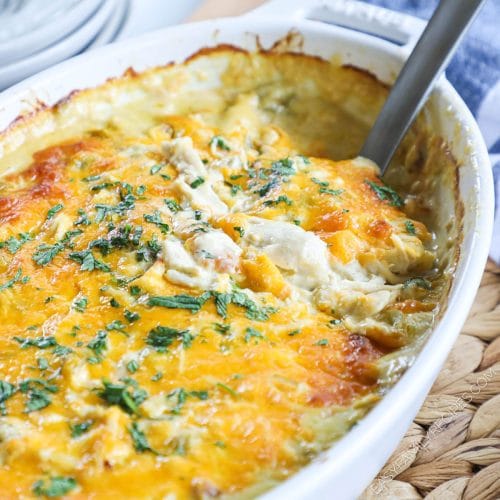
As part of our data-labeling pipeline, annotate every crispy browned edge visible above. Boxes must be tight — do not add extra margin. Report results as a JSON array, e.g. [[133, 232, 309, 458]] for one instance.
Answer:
[[0, 40, 462, 318]]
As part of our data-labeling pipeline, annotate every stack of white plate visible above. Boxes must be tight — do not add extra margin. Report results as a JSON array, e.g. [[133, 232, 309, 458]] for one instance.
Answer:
[[0, 0, 130, 90]]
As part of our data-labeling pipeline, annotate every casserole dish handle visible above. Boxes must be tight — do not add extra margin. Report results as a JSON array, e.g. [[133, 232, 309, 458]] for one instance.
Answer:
[[247, 0, 426, 56]]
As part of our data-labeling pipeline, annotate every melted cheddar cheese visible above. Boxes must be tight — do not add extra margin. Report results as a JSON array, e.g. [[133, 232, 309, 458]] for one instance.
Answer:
[[0, 49, 446, 499]]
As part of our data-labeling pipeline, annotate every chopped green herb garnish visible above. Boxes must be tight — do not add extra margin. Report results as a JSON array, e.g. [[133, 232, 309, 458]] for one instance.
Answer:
[[151, 372, 163, 382], [74, 208, 91, 226], [315, 338, 329, 346], [288, 329, 301, 336], [146, 326, 194, 351], [0, 268, 27, 292], [70, 420, 93, 438], [244, 327, 264, 343], [216, 382, 238, 398], [189, 177, 205, 189], [110, 298, 121, 308], [263, 195, 293, 206], [403, 277, 432, 290], [311, 177, 329, 187], [72, 296, 88, 313], [164, 198, 181, 213], [150, 164, 163, 175], [270, 158, 296, 176], [319, 186, 343, 196], [37, 358, 49, 371], [233, 226, 245, 237], [33, 476, 77, 497], [20, 378, 58, 413], [106, 320, 126, 332], [0, 232, 32, 254], [148, 292, 211, 312], [33, 243, 64, 266], [126, 360, 139, 374], [97, 379, 146, 415], [14, 336, 57, 349], [405, 220, 416, 235], [366, 180, 404, 207], [46, 203, 64, 220], [0, 380, 16, 415], [214, 323, 231, 335], [124, 310, 140, 323], [68, 250, 111, 272], [87, 330, 107, 360], [209, 135, 230, 151], [129, 422, 156, 453], [143, 210, 170, 234]]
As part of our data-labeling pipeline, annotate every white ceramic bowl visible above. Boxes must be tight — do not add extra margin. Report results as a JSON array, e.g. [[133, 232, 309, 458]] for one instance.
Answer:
[[0, 1, 494, 498]]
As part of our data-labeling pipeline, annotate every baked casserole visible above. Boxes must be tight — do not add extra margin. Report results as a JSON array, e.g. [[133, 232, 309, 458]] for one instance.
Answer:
[[0, 48, 458, 498]]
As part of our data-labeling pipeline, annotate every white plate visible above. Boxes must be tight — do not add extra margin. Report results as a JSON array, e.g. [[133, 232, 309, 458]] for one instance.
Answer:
[[0, 0, 103, 65], [0, 0, 116, 90], [88, 0, 129, 50]]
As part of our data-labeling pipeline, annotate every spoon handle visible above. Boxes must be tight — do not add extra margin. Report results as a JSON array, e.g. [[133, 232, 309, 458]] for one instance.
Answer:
[[359, 0, 485, 175]]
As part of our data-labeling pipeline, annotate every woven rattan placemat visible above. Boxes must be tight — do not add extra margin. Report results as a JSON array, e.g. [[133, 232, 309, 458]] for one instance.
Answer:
[[191, 4, 500, 497], [361, 261, 500, 500]]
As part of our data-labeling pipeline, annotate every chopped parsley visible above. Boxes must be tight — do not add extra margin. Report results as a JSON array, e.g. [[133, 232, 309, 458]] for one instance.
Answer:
[[244, 327, 264, 343], [216, 382, 238, 398], [143, 210, 170, 234], [32, 231, 82, 267], [0, 232, 32, 254], [97, 379, 146, 415], [233, 226, 245, 237], [68, 250, 111, 272], [288, 329, 301, 336], [33, 243, 64, 266], [256, 178, 278, 197], [0, 380, 15, 415], [405, 220, 416, 235], [106, 320, 127, 333], [124, 310, 140, 323], [164, 198, 181, 213], [315, 338, 329, 346], [70, 419, 93, 438], [72, 296, 88, 313], [189, 177, 205, 189], [270, 158, 296, 177], [263, 195, 293, 206], [87, 330, 107, 361], [366, 180, 404, 207], [150, 164, 163, 175], [209, 135, 230, 151], [311, 177, 343, 196], [0, 268, 29, 292], [403, 277, 432, 290], [129, 422, 156, 453], [146, 326, 194, 351], [147, 292, 211, 312], [14, 336, 58, 349], [46, 203, 64, 220], [33, 477, 77, 497], [212, 290, 277, 321], [126, 360, 139, 374], [214, 323, 231, 335], [19, 378, 58, 413], [94, 192, 136, 223]]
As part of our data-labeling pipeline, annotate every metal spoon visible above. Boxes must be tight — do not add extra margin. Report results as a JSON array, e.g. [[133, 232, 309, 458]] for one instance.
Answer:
[[360, 0, 486, 175]]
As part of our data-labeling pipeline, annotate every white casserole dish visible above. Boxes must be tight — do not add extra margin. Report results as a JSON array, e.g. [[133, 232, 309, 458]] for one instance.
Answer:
[[0, 1, 494, 498]]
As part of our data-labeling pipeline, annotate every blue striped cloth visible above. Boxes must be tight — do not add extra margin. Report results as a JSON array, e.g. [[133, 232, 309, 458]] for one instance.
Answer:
[[363, 0, 500, 263]]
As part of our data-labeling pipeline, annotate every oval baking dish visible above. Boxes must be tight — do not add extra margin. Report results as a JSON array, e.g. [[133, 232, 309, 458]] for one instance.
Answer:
[[0, 1, 493, 498]]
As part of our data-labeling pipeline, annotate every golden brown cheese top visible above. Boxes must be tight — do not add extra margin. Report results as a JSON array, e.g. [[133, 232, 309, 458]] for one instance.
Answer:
[[0, 51, 439, 499]]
